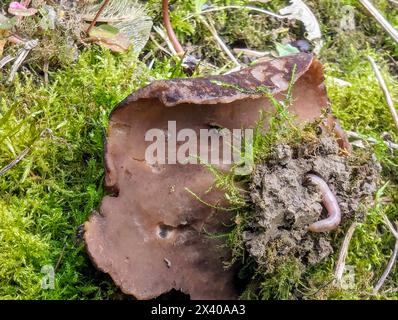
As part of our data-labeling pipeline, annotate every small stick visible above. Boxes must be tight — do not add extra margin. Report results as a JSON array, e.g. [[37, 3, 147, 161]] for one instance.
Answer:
[[86, 0, 110, 35], [334, 222, 358, 283], [0, 148, 30, 176], [387, 0, 398, 6], [373, 222, 398, 293], [359, 0, 398, 44], [368, 56, 398, 132], [162, 0, 184, 56]]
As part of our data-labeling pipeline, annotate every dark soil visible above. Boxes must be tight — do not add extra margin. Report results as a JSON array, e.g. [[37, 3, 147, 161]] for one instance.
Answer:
[[244, 134, 381, 273]]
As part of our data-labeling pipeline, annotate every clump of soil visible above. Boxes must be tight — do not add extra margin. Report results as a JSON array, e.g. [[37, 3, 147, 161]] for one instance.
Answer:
[[243, 133, 381, 273]]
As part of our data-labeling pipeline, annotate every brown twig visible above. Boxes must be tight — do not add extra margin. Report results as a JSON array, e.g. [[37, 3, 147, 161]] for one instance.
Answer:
[[373, 222, 398, 293], [86, 0, 111, 35], [162, 0, 184, 56], [334, 222, 358, 284], [368, 56, 398, 132]]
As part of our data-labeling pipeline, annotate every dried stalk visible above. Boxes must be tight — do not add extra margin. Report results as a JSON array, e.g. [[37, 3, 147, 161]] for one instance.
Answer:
[[0, 148, 30, 176], [8, 39, 38, 82], [149, 34, 172, 56], [373, 222, 398, 293], [185, 5, 284, 20], [334, 222, 358, 283], [199, 16, 241, 69], [382, 214, 398, 241], [153, 25, 177, 55], [359, 0, 398, 43], [368, 56, 398, 132], [0, 55, 15, 69]]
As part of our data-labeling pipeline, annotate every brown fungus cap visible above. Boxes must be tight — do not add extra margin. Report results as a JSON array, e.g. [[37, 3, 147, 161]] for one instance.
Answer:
[[84, 53, 331, 300]]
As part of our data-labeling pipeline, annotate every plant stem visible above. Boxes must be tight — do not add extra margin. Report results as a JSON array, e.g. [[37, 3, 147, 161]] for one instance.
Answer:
[[368, 56, 398, 133], [86, 0, 111, 35], [360, 0, 398, 44], [373, 223, 398, 293], [162, 0, 184, 56]]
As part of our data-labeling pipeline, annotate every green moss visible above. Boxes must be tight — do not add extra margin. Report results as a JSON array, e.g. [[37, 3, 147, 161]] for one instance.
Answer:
[[0, 48, 156, 299], [1, 0, 398, 300]]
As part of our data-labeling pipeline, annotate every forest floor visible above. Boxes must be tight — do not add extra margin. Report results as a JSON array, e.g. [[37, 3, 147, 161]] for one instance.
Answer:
[[0, 0, 398, 299]]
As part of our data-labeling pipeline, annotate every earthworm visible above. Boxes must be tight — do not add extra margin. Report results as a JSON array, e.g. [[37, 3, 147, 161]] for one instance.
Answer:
[[326, 115, 351, 152], [305, 173, 341, 233], [162, 0, 185, 56]]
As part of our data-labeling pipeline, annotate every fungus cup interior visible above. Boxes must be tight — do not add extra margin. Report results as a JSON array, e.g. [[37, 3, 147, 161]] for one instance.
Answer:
[[84, 53, 330, 300]]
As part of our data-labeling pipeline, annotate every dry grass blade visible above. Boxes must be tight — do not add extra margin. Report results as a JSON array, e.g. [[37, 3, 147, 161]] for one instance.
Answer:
[[0, 148, 30, 176], [334, 222, 358, 283], [360, 0, 398, 43], [373, 222, 398, 293], [199, 16, 241, 69], [382, 214, 398, 241], [8, 39, 38, 82], [153, 25, 177, 55], [187, 5, 284, 19], [0, 55, 15, 69], [368, 56, 398, 132]]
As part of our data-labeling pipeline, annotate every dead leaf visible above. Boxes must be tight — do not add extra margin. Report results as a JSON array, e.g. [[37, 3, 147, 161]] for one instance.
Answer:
[[81, 0, 152, 54], [279, 0, 323, 53], [0, 30, 10, 58], [88, 24, 130, 52], [8, 1, 38, 17], [0, 39, 6, 57]]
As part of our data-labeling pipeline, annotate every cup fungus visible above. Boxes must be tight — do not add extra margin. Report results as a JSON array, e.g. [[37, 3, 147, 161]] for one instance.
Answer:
[[84, 53, 338, 300]]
